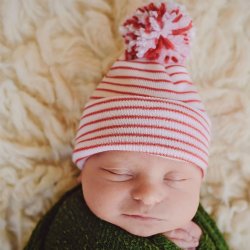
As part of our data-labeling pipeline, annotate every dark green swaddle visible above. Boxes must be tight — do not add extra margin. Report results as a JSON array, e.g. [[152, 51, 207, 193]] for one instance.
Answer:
[[24, 185, 229, 250]]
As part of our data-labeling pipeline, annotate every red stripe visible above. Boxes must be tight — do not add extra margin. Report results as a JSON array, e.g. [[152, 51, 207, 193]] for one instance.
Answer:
[[73, 141, 208, 165], [169, 72, 188, 76], [174, 80, 193, 85], [76, 124, 208, 149], [110, 66, 166, 74], [78, 115, 210, 143], [100, 81, 197, 95], [84, 97, 210, 127], [90, 96, 103, 100], [76, 132, 208, 156], [165, 64, 184, 69], [116, 61, 185, 70], [105, 75, 172, 83], [95, 88, 151, 97], [117, 59, 160, 65], [94, 88, 201, 105], [183, 99, 201, 103], [81, 105, 208, 134]]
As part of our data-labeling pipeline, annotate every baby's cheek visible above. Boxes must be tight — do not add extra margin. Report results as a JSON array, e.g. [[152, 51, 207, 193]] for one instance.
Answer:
[[168, 186, 200, 222], [180, 189, 200, 220], [83, 181, 124, 219]]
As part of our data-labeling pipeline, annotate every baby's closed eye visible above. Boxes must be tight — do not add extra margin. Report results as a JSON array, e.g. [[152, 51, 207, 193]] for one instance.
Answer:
[[164, 177, 188, 182], [164, 172, 190, 182], [101, 168, 133, 181], [163, 173, 191, 188]]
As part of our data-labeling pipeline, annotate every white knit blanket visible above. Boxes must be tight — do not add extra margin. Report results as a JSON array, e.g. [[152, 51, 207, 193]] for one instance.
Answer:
[[0, 0, 249, 249]]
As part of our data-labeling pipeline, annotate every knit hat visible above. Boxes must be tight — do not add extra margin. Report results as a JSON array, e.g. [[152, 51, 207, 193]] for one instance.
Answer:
[[72, 1, 211, 175]]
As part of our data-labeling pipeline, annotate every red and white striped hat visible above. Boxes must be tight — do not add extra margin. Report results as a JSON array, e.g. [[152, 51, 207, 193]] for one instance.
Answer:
[[72, 1, 211, 175]]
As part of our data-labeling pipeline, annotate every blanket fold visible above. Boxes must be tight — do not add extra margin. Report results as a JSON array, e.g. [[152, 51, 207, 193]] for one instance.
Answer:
[[24, 185, 229, 250]]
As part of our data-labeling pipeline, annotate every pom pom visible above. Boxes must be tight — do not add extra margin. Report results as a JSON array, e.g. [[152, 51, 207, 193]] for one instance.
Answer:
[[120, 1, 195, 65]]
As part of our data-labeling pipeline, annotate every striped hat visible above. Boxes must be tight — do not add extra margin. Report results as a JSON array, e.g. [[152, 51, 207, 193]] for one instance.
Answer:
[[72, 1, 211, 175]]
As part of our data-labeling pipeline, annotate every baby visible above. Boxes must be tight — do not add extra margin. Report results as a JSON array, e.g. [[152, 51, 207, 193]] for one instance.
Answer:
[[72, 1, 210, 249]]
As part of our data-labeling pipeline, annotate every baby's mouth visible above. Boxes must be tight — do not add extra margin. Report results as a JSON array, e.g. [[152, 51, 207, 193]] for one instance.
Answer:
[[123, 214, 163, 221]]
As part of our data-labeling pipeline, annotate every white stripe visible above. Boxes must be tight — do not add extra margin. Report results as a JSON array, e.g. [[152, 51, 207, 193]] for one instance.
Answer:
[[73, 143, 207, 170]]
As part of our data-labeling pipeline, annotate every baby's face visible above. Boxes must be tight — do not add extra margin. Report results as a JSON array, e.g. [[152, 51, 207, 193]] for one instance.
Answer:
[[80, 151, 202, 237]]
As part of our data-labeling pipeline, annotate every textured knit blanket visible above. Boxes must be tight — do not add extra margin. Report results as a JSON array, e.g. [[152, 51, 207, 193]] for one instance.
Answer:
[[24, 185, 229, 250]]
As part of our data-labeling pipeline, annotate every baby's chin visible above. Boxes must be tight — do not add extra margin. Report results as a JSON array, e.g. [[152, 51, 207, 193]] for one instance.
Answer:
[[115, 220, 176, 238], [119, 225, 167, 237], [96, 214, 164, 237]]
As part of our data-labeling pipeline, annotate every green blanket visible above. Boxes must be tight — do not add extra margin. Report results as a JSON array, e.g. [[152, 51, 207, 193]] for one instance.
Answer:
[[24, 185, 229, 250]]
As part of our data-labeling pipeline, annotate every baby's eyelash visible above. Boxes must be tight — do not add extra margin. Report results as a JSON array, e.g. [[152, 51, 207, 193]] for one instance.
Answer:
[[164, 178, 187, 182], [103, 169, 132, 176]]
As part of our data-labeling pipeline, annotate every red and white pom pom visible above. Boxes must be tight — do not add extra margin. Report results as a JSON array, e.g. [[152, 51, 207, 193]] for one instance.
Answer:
[[120, 1, 195, 65]]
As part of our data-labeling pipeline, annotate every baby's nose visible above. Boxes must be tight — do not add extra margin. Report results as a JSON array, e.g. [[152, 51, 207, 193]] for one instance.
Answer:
[[131, 181, 165, 206]]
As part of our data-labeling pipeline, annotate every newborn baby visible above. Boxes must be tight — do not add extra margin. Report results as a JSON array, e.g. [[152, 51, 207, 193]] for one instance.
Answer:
[[77, 150, 202, 249], [72, 1, 211, 249], [24, 2, 229, 250]]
